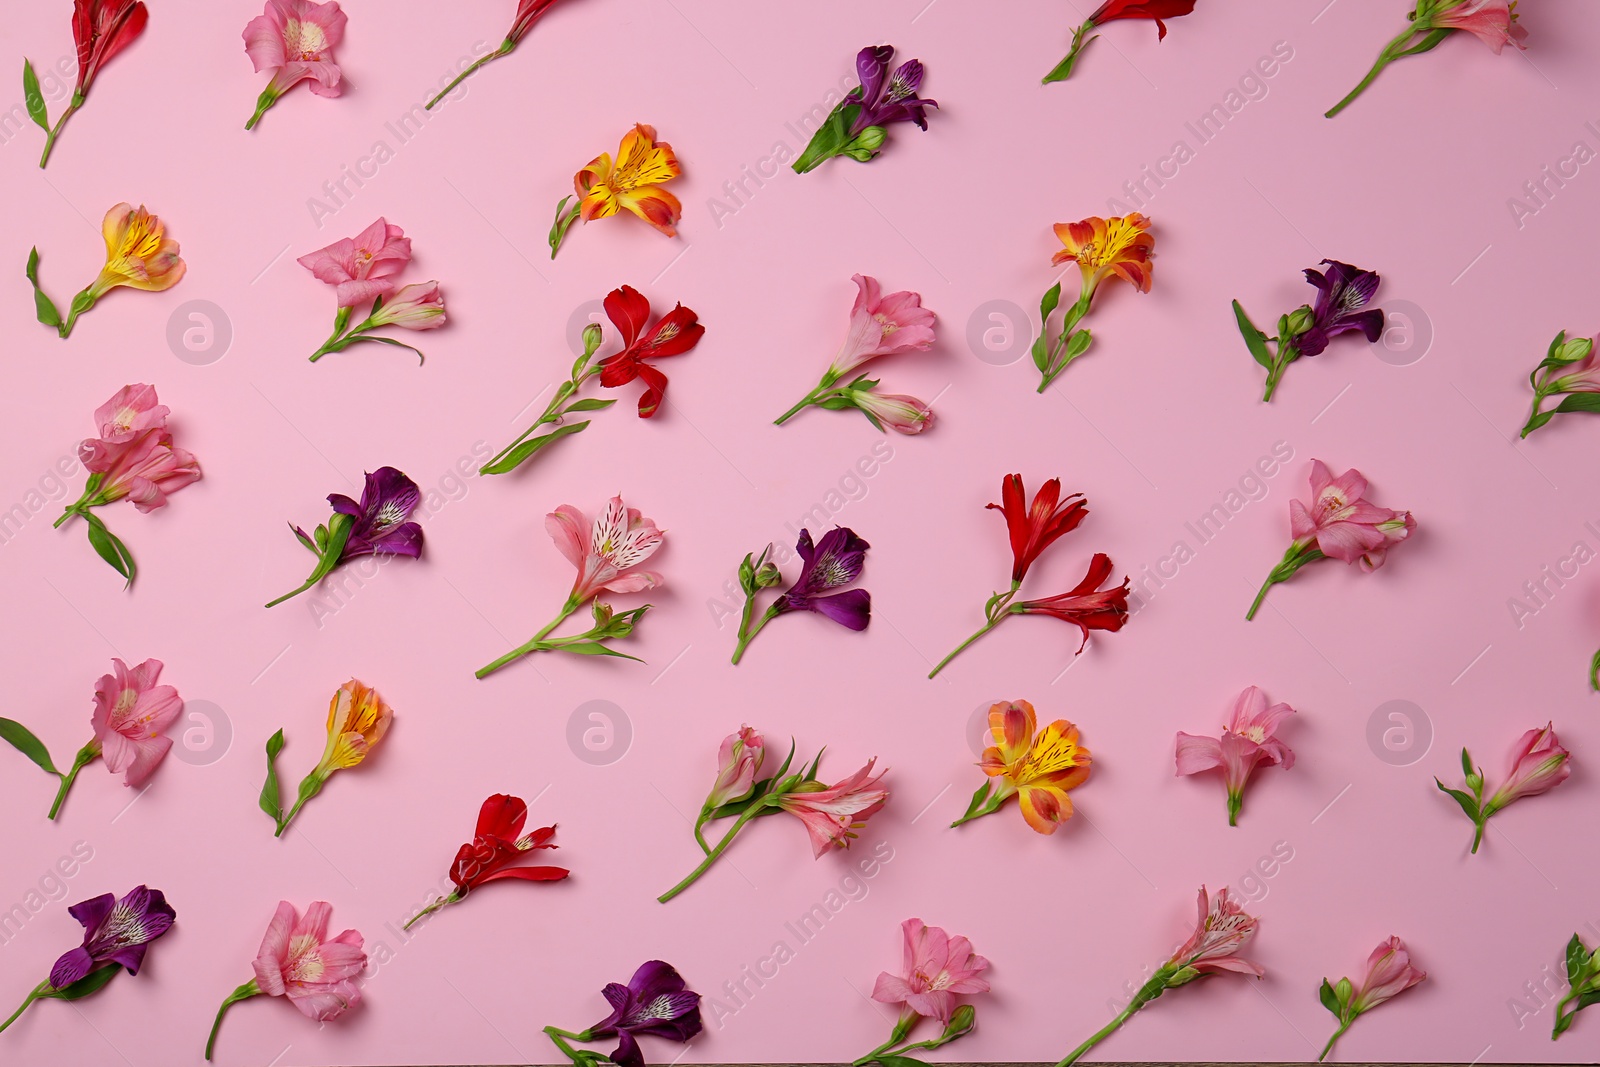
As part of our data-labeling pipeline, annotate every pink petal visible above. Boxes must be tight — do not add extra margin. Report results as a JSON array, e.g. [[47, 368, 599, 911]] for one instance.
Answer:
[[545, 506, 587, 569], [1174, 732, 1223, 776]]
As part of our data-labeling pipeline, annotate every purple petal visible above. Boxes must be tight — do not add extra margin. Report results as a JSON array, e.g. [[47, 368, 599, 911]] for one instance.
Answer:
[[625, 990, 704, 1040], [609, 1030, 646, 1067], [807, 588, 872, 630], [327, 493, 362, 517], [107, 943, 149, 976], [854, 45, 894, 107], [627, 960, 688, 1000], [361, 467, 421, 521], [343, 522, 424, 561], [66, 893, 114, 934], [888, 59, 924, 98], [49, 947, 94, 989]]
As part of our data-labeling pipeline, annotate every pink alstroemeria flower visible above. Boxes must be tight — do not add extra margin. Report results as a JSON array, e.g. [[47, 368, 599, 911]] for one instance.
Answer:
[[243, 0, 348, 130], [253, 901, 366, 1019], [871, 918, 991, 1025], [92, 658, 183, 789], [94, 384, 168, 444], [829, 274, 937, 378], [1489, 722, 1572, 809], [1434, 0, 1527, 53], [776, 758, 889, 857], [1166, 886, 1264, 978], [547, 495, 665, 603], [81, 430, 202, 513], [297, 218, 413, 309], [846, 389, 936, 435], [1319, 936, 1427, 1061], [705, 726, 764, 811], [367, 281, 447, 331], [1175, 686, 1296, 826]]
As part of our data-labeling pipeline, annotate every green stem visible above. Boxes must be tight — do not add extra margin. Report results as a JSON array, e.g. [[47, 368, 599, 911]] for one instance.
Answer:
[[204, 981, 260, 1061], [1325, 24, 1417, 118], [1037, 289, 1094, 392], [928, 612, 1008, 678], [1041, 22, 1094, 84], [265, 575, 321, 608], [47, 743, 99, 821], [426, 40, 515, 111], [1319, 1020, 1352, 1062], [1520, 389, 1551, 438], [483, 367, 601, 473], [774, 384, 834, 425], [1245, 574, 1276, 621], [731, 604, 779, 664], [658, 806, 763, 903], [1056, 974, 1166, 1066], [38, 98, 79, 168], [1470, 817, 1486, 855], [402, 891, 460, 931], [476, 596, 581, 678], [1262, 340, 1298, 402], [0, 982, 47, 1034]]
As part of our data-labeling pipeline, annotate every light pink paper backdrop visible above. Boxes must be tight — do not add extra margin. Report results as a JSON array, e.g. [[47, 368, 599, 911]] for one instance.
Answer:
[[1, 1, 1597, 1064]]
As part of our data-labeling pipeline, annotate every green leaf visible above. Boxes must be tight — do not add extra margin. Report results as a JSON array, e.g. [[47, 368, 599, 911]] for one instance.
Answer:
[[1578, 989, 1600, 1010], [82, 513, 135, 587], [1460, 747, 1474, 779], [1233, 300, 1275, 369], [44, 964, 122, 1000], [343, 335, 425, 363], [960, 780, 992, 821], [22, 60, 47, 132], [792, 103, 857, 174], [868, 1055, 928, 1067], [553, 641, 643, 662], [1554, 393, 1600, 415], [1522, 409, 1556, 436], [1396, 27, 1452, 57], [258, 729, 285, 823], [563, 397, 617, 413], [0, 717, 61, 776], [1319, 978, 1341, 1017], [479, 421, 591, 474], [26, 247, 61, 329], [1039, 282, 1062, 326], [548, 195, 582, 255], [1434, 779, 1481, 822], [1568, 935, 1588, 987], [1590, 648, 1600, 691], [1064, 328, 1093, 359]]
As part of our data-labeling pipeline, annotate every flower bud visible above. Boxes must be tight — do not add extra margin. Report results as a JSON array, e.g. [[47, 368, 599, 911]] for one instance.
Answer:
[[841, 125, 887, 161], [1556, 335, 1594, 364], [582, 322, 604, 356], [941, 1003, 977, 1040], [1285, 306, 1315, 336], [754, 562, 782, 587]]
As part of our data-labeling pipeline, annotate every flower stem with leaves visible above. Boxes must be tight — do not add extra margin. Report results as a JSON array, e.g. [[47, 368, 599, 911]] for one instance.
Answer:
[[481, 325, 615, 474], [1032, 283, 1095, 392], [476, 597, 650, 678], [309, 300, 426, 362]]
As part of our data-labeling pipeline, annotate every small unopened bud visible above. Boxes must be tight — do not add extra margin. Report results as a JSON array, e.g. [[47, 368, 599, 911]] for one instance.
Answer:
[[754, 562, 782, 588], [582, 322, 604, 355], [1556, 335, 1594, 364], [941, 1003, 977, 1040], [1285, 306, 1315, 336]]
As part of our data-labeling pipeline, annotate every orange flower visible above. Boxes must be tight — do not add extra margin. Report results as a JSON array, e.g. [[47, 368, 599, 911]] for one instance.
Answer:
[[961, 700, 1091, 834], [1051, 212, 1154, 296], [575, 124, 682, 236], [90, 203, 186, 298], [316, 678, 394, 773]]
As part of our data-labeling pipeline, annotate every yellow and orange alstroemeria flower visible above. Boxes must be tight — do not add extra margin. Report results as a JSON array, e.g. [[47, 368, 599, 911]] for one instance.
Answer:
[[316, 678, 394, 772], [575, 123, 682, 236], [90, 203, 186, 298], [1051, 212, 1154, 296], [978, 699, 1091, 833]]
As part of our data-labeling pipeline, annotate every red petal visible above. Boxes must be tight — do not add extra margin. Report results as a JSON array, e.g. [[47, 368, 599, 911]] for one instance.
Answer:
[[634, 364, 669, 419], [641, 304, 705, 358], [477, 865, 571, 884], [598, 353, 640, 388], [475, 793, 528, 840], [604, 285, 650, 348]]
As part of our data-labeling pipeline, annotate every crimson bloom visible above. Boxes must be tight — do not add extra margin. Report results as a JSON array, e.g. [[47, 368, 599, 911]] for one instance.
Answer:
[[599, 285, 705, 418], [931, 475, 1126, 677], [403, 794, 569, 929], [1319, 936, 1427, 1062], [1043, 0, 1197, 84], [26, 0, 149, 168]]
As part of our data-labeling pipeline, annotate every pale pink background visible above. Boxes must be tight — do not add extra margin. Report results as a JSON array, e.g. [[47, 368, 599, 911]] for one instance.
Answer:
[[0, 1, 1597, 1064]]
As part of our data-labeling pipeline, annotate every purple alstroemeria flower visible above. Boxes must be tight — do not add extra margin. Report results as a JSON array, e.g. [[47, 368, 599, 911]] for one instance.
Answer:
[[849, 45, 937, 135], [321, 466, 423, 559], [49, 886, 176, 988], [1298, 260, 1384, 358], [586, 960, 703, 1067], [772, 527, 871, 630]]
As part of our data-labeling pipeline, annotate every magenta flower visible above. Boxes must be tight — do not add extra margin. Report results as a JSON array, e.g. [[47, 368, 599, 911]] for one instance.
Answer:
[[1436, 722, 1571, 854], [268, 467, 425, 607], [776, 758, 890, 858], [1059, 887, 1260, 1064], [243, 0, 348, 130], [1175, 686, 1296, 826], [775, 275, 937, 430], [542, 960, 702, 1067], [731, 528, 871, 664], [298, 218, 413, 310], [205, 900, 366, 1060], [794, 46, 938, 173], [477, 495, 663, 678], [1319, 936, 1426, 1061], [1247, 460, 1413, 620], [871, 919, 991, 1026]]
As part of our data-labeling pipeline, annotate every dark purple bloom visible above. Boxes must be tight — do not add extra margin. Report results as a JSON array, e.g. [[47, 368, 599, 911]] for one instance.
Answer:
[[849, 45, 937, 135], [1298, 260, 1384, 358], [772, 527, 871, 630], [322, 466, 423, 559], [49, 886, 175, 989], [586, 960, 702, 1067]]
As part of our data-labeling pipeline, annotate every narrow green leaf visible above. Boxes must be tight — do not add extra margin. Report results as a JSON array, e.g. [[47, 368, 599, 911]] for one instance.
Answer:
[[1030, 335, 1050, 373], [961, 780, 991, 821], [1460, 747, 1474, 779], [1065, 328, 1093, 359], [26, 247, 61, 329], [554, 641, 643, 662], [479, 421, 591, 475], [45, 964, 122, 1000], [563, 397, 618, 413], [1577, 989, 1600, 1010], [1555, 393, 1600, 415], [1318, 978, 1341, 1017], [868, 1055, 928, 1067], [22, 60, 48, 131], [1233, 300, 1275, 369], [258, 729, 286, 823], [83, 514, 135, 587], [1397, 27, 1452, 57], [1434, 780, 1481, 822], [0, 717, 61, 775], [1567, 935, 1587, 986], [1039, 282, 1061, 326]]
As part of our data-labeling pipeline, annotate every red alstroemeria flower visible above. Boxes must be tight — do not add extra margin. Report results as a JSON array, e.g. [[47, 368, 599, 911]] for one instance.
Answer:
[[1087, 0, 1197, 36], [74, 0, 149, 95], [1014, 552, 1131, 650], [986, 473, 1088, 583], [404, 793, 569, 929], [598, 284, 705, 418]]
